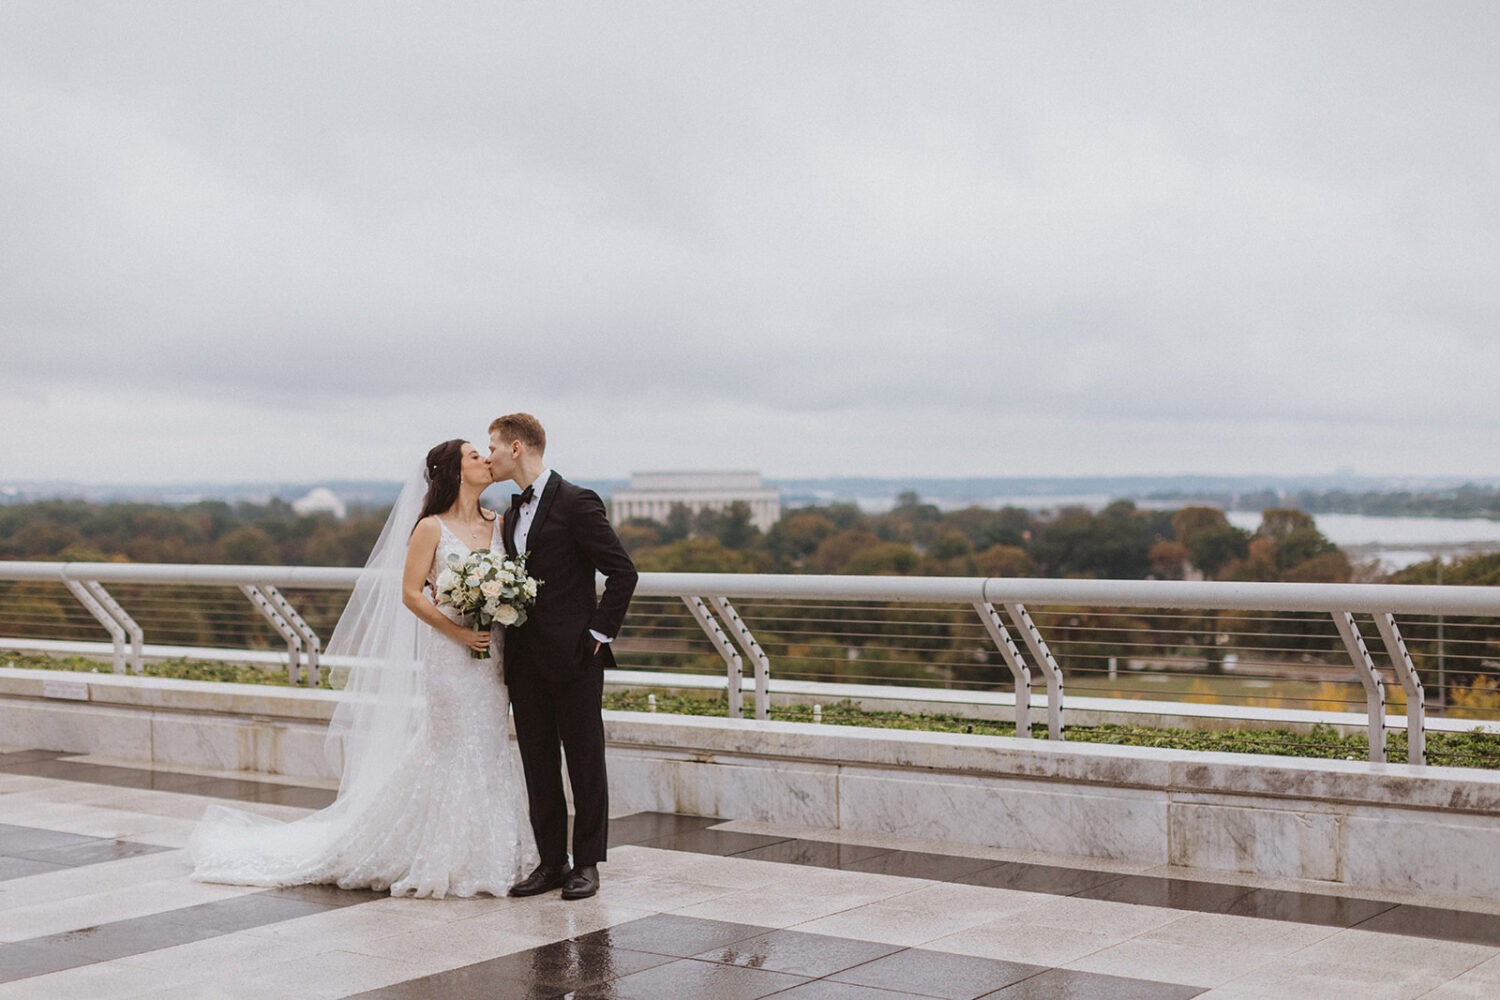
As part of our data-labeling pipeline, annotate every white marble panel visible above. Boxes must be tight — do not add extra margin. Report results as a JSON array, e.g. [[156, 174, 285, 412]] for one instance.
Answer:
[[1342, 808, 1500, 897], [1168, 801, 1342, 882], [836, 770, 1168, 863], [148, 713, 336, 779], [606, 746, 682, 814], [0, 700, 151, 759], [670, 755, 840, 827]]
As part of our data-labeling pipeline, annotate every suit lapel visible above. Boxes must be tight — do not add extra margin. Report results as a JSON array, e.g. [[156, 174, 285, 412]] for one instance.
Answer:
[[528, 473, 564, 551], [502, 505, 519, 558]]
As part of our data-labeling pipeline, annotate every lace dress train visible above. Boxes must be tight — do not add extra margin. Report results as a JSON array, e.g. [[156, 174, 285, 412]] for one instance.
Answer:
[[188, 521, 533, 898]]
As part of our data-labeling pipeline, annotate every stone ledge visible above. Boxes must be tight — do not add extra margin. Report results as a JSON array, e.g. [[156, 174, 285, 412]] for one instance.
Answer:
[[601, 711, 1500, 816], [7, 668, 1500, 815]]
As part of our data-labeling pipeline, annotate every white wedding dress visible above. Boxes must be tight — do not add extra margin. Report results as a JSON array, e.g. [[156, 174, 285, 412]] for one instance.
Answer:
[[188, 517, 534, 898]]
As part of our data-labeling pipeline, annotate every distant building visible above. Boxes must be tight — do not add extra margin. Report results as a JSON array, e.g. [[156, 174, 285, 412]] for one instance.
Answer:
[[291, 486, 347, 519], [611, 471, 781, 532]]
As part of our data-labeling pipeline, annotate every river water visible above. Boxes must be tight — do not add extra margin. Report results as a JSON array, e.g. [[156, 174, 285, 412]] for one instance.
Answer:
[[1224, 511, 1500, 569]]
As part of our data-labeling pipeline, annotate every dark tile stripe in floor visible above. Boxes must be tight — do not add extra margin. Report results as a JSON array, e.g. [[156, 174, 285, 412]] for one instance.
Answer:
[[0, 882, 385, 984], [0, 823, 172, 882], [616, 814, 1500, 947], [348, 913, 1208, 1000], [0, 749, 338, 808]]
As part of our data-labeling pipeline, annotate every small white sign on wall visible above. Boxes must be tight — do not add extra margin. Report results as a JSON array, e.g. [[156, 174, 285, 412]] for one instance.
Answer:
[[41, 678, 90, 701]]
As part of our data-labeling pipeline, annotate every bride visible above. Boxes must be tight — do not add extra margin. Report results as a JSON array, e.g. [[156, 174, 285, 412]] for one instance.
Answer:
[[188, 439, 534, 897]]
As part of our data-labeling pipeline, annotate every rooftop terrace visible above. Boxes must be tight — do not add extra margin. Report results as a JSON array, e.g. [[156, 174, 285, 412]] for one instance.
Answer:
[[6, 744, 1500, 998]]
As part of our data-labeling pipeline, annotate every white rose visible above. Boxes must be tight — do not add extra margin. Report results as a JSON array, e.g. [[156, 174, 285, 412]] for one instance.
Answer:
[[466, 574, 481, 587], [435, 570, 457, 594], [495, 604, 520, 626], [479, 579, 502, 598], [499, 570, 515, 584], [523, 579, 538, 598]]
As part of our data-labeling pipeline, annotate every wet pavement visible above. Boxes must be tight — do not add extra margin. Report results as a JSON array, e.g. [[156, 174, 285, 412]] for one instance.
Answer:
[[5, 746, 1500, 998]]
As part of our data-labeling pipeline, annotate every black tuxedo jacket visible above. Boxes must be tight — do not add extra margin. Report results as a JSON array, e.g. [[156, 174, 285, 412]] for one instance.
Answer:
[[502, 472, 637, 684]]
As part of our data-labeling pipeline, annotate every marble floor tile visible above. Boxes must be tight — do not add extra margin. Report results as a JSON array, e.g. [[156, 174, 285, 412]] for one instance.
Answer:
[[692, 926, 903, 978], [1204, 968, 1439, 1000], [570, 913, 768, 958], [357, 940, 675, 997], [109, 922, 336, 978], [985, 967, 1206, 1000], [772, 980, 938, 999], [956, 860, 1127, 897], [1064, 936, 1271, 988], [792, 900, 1003, 947], [229, 947, 426, 1000], [1003, 894, 1192, 938], [344, 915, 556, 970], [641, 826, 794, 857], [0, 850, 195, 906], [236, 896, 453, 946], [1448, 951, 1500, 984], [1279, 926, 1498, 982], [730, 836, 896, 869], [618, 847, 806, 891], [1414, 977, 1500, 1000], [827, 947, 1043, 999], [879, 882, 1048, 924], [922, 918, 1123, 968], [1137, 909, 1339, 957], [842, 849, 999, 883], [1353, 904, 1500, 946], [600, 873, 744, 911], [670, 885, 874, 928], [0, 957, 198, 1000], [590, 955, 811, 1000], [445, 896, 657, 944], [0, 874, 255, 942]]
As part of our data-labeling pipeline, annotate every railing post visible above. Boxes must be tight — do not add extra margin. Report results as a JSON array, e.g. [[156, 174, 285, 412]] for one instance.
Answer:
[[1373, 613, 1425, 766], [261, 586, 322, 687], [709, 596, 770, 720], [81, 581, 144, 675], [241, 585, 304, 684], [62, 578, 127, 674], [1004, 602, 1064, 740], [683, 596, 745, 719], [1332, 611, 1387, 763], [973, 601, 1032, 738]]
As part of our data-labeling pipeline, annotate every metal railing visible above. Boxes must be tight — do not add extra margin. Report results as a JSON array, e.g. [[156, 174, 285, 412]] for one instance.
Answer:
[[2, 561, 1497, 765]]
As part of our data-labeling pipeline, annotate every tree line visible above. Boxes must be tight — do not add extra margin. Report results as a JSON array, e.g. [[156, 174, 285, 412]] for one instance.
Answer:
[[2, 494, 1494, 692], [2, 491, 1489, 587]]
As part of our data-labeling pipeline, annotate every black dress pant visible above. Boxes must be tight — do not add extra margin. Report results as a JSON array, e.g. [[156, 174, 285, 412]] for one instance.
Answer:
[[508, 665, 608, 868]]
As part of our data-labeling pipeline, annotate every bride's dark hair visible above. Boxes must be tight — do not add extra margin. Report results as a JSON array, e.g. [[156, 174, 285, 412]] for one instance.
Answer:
[[417, 439, 467, 527]]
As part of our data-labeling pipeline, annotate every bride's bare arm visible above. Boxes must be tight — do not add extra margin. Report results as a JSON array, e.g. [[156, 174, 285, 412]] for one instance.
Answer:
[[402, 517, 491, 654]]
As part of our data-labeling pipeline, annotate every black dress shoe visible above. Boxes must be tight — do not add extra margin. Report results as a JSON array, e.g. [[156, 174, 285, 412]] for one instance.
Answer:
[[509, 863, 569, 897], [561, 864, 599, 900]]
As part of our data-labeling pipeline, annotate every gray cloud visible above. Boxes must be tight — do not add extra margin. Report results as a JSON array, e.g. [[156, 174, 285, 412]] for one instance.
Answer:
[[2, 2, 1497, 482]]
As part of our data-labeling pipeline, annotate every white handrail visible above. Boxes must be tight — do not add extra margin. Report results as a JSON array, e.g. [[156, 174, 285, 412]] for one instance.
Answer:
[[3, 560, 1497, 766], [4, 562, 1496, 617]]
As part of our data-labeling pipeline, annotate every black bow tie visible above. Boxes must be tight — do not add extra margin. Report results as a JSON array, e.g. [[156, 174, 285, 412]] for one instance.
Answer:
[[510, 485, 535, 512]]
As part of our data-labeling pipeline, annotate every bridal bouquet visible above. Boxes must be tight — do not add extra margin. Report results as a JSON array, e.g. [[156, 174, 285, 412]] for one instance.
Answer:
[[434, 551, 541, 659]]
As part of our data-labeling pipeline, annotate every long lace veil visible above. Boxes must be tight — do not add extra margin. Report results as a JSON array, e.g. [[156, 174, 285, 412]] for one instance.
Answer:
[[186, 464, 433, 880], [324, 463, 430, 801]]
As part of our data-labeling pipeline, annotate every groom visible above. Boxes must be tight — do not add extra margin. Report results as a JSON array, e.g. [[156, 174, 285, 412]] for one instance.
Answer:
[[488, 413, 637, 901]]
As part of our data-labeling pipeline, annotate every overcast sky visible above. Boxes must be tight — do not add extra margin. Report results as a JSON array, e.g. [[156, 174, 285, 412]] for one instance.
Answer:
[[2, 2, 1497, 485]]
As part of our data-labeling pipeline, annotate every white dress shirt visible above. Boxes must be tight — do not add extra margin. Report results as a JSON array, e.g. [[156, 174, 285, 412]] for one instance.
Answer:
[[512, 468, 551, 556]]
